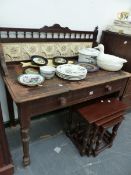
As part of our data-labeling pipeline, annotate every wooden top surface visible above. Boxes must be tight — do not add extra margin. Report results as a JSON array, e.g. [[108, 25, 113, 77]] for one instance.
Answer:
[[77, 99, 126, 124], [3, 63, 131, 103]]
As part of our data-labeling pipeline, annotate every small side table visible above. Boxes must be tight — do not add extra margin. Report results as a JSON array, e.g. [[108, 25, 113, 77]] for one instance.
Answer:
[[0, 104, 14, 175]]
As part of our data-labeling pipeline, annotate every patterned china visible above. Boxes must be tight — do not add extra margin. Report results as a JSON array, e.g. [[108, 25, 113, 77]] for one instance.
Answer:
[[40, 66, 56, 79], [53, 57, 68, 65], [56, 64, 87, 80], [76, 63, 99, 72], [18, 74, 44, 86], [31, 55, 48, 66]]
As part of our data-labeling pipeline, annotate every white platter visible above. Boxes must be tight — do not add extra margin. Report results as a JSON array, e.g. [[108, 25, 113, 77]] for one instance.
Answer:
[[56, 71, 86, 80], [56, 64, 87, 77], [18, 74, 44, 86], [56, 64, 87, 80]]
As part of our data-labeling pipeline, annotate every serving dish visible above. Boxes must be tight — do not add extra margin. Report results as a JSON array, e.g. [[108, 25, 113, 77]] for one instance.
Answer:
[[18, 74, 44, 86], [31, 55, 48, 66], [56, 71, 86, 80], [56, 64, 87, 80]]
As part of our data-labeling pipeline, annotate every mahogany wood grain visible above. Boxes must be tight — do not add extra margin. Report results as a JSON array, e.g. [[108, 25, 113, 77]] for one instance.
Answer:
[[77, 99, 127, 124], [101, 116, 123, 128], [95, 111, 124, 126]]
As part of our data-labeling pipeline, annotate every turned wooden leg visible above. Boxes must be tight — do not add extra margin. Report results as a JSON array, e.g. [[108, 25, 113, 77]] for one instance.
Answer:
[[21, 128, 30, 166], [66, 108, 73, 136], [94, 127, 105, 156], [109, 121, 122, 147], [5, 87, 16, 126], [17, 103, 31, 166], [88, 126, 98, 156], [81, 124, 91, 156]]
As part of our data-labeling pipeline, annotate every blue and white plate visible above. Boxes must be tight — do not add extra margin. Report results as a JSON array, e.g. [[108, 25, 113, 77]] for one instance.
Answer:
[[18, 74, 44, 86]]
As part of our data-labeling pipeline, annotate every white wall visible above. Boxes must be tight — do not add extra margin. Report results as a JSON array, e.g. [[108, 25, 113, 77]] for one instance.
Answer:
[[0, 0, 131, 121]]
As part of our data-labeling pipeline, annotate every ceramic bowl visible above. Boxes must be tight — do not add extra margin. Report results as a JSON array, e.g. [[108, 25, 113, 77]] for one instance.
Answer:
[[97, 60, 123, 71], [40, 66, 56, 79]]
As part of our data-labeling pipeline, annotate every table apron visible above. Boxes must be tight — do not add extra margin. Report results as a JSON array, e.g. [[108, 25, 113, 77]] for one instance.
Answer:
[[26, 79, 127, 117]]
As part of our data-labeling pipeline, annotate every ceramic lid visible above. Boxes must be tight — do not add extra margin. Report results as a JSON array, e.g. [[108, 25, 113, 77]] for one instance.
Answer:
[[79, 48, 100, 56]]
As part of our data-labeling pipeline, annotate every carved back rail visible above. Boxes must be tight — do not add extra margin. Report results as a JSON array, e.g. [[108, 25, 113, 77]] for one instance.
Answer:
[[0, 24, 98, 44]]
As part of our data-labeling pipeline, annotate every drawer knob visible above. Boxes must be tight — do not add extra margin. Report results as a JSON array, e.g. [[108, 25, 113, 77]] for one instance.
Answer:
[[105, 85, 112, 92], [60, 97, 67, 105], [89, 91, 94, 95], [123, 41, 127, 44]]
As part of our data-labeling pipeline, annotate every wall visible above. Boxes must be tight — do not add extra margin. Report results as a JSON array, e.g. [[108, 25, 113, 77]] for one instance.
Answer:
[[0, 0, 131, 121]]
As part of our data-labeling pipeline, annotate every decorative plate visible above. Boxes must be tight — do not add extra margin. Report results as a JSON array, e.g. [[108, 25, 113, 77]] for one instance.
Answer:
[[56, 71, 86, 80], [24, 67, 39, 74], [53, 57, 68, 65], [31, 55, 48, 66], [57, 64, 87, 77], [18, 74, 44, 86], [56, 64, 87, 80], [76, 63, 99, 72]]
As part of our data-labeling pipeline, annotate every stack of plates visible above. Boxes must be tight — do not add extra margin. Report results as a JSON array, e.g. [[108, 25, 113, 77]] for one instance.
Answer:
[[56, 64, 87, 80]]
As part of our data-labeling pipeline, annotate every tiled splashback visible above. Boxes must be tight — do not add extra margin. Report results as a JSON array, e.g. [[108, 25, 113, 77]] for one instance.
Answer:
[[2, 42, 92, 62]]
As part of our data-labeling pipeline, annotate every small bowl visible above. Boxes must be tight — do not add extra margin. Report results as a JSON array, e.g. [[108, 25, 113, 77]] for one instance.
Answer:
[[40, 66, 56, 79]]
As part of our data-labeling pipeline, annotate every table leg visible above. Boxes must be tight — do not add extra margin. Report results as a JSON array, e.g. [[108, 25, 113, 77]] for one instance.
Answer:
[[81, 124, 91, 156], [65, 109, 73, 136], [17, 103, 31, 166], [109, 121, 122, 147]]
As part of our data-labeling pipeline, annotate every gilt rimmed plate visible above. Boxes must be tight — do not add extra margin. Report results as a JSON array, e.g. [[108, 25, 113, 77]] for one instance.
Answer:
[[18, 74, 44, 86]]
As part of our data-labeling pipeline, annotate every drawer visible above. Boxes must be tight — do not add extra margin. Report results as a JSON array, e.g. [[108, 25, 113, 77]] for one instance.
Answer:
[[30, 93, 71, 116], [30, 79, 126, 116], [70, 79, 126, 104]]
